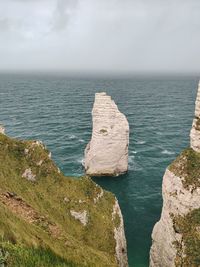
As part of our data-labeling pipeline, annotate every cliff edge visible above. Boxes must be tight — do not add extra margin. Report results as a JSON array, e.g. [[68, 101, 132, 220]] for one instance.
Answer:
[[150, 82, 200, 267], [0, 132, 128, 267], [84, 92, 129, 176]]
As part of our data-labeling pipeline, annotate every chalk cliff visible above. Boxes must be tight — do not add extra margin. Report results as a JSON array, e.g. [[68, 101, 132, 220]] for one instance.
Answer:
[[0, 131, 128, 267], [150, 82, 200, 267], [190, 81, 200, 152], [84, 92, 129, 176]]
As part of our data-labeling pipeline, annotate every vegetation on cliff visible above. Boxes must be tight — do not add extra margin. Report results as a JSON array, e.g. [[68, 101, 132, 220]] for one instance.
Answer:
[[169, 148, 200, 266], [172, 209, 200, 267], [169, 148, 200, 190], [0, 133, 120, 267]]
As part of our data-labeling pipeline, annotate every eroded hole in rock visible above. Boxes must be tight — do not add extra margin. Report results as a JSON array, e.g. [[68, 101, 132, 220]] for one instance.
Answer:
[[99, 129, 108, 134]]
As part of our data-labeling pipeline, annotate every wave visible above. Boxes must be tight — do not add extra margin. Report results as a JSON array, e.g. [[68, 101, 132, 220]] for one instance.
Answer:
[[128, 155, 142, 171], [161, 149, 175, 155], [69, 134, 76, 139], [136, 140, 146, 145], [79, 139, 85, 143], [128, 155, 135, 163], [77, 157, 84, 165], [130, 150, 137, 154]]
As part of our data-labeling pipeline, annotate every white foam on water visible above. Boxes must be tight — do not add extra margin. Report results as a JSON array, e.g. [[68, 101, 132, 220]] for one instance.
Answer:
[[128, 155, 135, 163], [128, 155, 142, 171], [77, 157, 84, 166], [130, 150, 137, 154], [136, 140, 146, 145], [161, 149, 175, 155], [69, 134, 76, 139]]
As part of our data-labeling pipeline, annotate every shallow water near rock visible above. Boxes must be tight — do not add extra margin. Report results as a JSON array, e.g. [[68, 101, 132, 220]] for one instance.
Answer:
[[0, 73, 198, 267]]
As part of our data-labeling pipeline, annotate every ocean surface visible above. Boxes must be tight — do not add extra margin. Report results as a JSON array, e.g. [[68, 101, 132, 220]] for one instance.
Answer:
[[0, 73, 198, 267]]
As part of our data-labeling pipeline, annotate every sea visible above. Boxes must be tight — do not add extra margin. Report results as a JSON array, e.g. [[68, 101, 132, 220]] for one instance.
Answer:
[[0, 73, 198, 267]]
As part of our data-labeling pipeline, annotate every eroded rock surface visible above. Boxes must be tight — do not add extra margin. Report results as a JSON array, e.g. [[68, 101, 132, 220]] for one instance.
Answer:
[[150, 82, 200, 267], [190, 81, 200, 152], [150, 169, 200, 267], [84, 92, 129, 176], [70, 210, 88, 226], [22, 168, 36, 182], [112, 199, 128, 267], [0, 125, 5, 135]]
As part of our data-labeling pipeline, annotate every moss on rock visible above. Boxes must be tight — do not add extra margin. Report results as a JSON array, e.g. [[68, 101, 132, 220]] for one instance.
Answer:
[[169, 148, 200, 190], [172, 209, 200, 267]]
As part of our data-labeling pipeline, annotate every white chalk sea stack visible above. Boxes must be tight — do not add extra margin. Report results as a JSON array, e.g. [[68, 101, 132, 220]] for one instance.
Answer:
[[190, 81, 200, 152], [84, 92, 129, 176]]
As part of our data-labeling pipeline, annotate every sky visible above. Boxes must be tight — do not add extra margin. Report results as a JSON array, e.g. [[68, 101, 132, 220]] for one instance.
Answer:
[[0, 0, 200, 74]]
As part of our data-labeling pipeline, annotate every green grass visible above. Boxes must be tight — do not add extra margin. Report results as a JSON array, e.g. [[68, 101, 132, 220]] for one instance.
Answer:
[[169, 148, 200, 190], [172, 209, 200, 267], [0, 133, 119, 267], [0, 242, 77, 267]]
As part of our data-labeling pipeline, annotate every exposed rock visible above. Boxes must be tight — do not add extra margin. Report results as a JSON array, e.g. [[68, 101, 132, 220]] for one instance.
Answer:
[[112, 199, 128, 267], [150, 82, 200, 267], [70, 210, 88, 226], [24, 148, 29, 155], [22, 168, 36, 182], [84, 92, 129, 176], [150, 169, 200, 267], [94, 188, 104, 204], [0, 125, 5, 135], [32, 140, 44, 147], [190, 81, 200, 152], [36, 160, 43, 166], [64, 197, 70, 203]]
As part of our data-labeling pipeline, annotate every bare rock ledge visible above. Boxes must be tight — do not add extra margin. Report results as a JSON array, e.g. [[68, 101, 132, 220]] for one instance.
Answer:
[[83, 92, 129, 176]]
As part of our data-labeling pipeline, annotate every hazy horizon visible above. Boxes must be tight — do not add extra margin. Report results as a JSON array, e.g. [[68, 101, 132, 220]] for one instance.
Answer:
[[0, 0, 200, 74]]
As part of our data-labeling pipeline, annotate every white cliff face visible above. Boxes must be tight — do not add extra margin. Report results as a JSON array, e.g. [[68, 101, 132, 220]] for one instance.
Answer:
[[190, 82, 200, 152], [112, 199, 128, 267], [84, 92, 129, 176], [150, 169, 200, 267], [150, 82, 200, 267]]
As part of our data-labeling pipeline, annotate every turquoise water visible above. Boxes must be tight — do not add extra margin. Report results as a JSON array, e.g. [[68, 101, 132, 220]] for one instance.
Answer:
[[0, 74, 198, 267]]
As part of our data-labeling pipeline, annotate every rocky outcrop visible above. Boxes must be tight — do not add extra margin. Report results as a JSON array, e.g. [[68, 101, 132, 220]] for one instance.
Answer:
[[84, 92, 129, 176], [70, 210, 88, 226], [190, 81, 200, 152], [112, 199, 128, 267], [22, 168, 36, 182], [150, 169, 200, 267], [0, 125, 5, 134], [150, 82, 200, 267]]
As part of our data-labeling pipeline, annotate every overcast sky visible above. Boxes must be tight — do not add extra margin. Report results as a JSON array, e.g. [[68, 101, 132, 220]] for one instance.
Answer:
[[0, 0, 200, 74]]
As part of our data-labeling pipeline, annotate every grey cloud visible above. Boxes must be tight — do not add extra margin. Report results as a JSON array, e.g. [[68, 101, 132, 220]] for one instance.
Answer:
[[0, 0, 199, 73], [51, 0, 79, 32], [0, 18, 11, 31]]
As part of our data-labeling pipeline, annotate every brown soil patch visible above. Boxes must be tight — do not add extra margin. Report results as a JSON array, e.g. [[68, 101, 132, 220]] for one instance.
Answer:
[[0, 191, 61, 238]]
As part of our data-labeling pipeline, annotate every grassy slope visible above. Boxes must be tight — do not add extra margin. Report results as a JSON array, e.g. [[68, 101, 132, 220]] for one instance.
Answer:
[[0, 133, 119, 267], [169, 148, 200, 267]]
